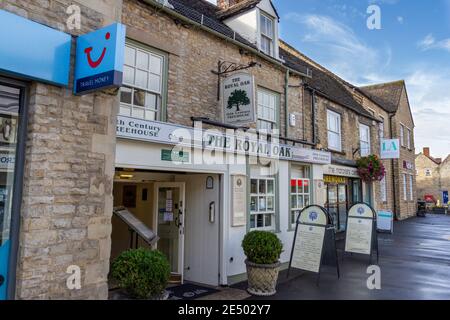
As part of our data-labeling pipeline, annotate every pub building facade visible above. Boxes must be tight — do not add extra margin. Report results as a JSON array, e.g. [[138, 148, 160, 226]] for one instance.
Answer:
[[0, 0, 416, 300]]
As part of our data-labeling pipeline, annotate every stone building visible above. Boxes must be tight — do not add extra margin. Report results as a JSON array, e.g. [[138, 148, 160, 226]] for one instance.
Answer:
[[0, 0, 417, 300], [416, 147, 450, 205]]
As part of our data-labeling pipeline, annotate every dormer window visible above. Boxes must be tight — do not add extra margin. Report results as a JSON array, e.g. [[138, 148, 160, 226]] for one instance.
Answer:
[[260, 12, 274, 56]]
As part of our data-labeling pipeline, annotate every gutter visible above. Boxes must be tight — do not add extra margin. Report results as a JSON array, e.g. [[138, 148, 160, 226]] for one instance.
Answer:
[[389, 112, 398, 220], [141, 0, 311, 79]]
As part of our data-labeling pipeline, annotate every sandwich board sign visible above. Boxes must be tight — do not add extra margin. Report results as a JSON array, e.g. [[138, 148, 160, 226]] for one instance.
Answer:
[[288, 205, 339, 285], [377, 210, 394, 234], [344, 203, 379, 263]]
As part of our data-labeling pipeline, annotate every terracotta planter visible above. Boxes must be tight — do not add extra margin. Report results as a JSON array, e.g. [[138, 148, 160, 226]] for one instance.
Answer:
[[245, 259, 280, 296]]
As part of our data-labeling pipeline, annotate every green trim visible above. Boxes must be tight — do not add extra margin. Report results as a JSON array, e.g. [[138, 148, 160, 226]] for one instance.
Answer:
[[124, 38, 168, 122]]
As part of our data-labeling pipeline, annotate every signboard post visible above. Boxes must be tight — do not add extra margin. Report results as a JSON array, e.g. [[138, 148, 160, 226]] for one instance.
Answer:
[[344, 203, 379, 263], [287, 205, 339, 285], [222, 73, 255, 126]]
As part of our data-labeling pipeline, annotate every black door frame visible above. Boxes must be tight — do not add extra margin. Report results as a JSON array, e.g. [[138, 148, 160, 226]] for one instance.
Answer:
[[0, 76, 29, 300]]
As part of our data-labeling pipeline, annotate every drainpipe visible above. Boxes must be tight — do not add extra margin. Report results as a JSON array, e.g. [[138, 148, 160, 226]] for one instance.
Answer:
[[389, 113, 398, 220], [284, 70, 289, 138]]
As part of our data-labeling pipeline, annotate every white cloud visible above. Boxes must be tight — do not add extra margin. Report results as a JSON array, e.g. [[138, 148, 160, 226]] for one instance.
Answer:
[[397, 16, 404, 24], [418, 33, 450, 52], [284, 13, 390, 84]]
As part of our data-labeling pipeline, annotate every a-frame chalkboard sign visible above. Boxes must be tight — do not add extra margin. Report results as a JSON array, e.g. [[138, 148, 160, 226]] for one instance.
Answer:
[[287, 205, 340, 285], [344, 202, 379, 264]]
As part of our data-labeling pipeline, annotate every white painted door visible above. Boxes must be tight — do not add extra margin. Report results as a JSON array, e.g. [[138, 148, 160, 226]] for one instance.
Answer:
[[154, 182, 185, 282], [178, 175, 220, 286]]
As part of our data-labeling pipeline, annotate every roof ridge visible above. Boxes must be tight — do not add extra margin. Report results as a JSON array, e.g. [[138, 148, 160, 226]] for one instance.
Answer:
[[360, 80, 405, 89]]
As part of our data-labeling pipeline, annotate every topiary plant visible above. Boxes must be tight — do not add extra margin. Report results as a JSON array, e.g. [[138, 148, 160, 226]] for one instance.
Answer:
[[242, 231, 283, 265], [111, 248, 170, 299]]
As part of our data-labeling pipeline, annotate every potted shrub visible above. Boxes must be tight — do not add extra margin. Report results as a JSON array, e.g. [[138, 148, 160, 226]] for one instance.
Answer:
[[242, 231, 283, 296], [111, 248, 170, 300]]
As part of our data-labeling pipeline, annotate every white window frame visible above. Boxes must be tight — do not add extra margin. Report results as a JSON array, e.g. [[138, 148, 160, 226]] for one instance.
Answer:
[[359, 123, 371, 157], [400, 124, 405, 146], [260, 11, 274, 56], [327, 110, 342, 152], [407, 128, 411, 150], [380, 175, 387, 202], [403, 173, 407, 201], [290, 178, 310, 227], [120, 42, 165, 121], [425, 169, 432, 177], [250, 178, 275, 231], [409, 174, 414, 201], [257, 88, 278, 131]]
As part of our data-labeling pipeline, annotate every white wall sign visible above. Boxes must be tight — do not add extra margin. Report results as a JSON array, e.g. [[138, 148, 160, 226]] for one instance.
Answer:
[[116, 116, 331, 165], [222, 72, 255, 125], [345, 203, 374, 255], [231, 175, 246, 227], [323, 164, 359, 178], [380, 139, 400, 159]]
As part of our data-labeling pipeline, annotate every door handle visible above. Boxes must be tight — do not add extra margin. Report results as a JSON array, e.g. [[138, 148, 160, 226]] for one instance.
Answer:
[[0, 275, 4, 287]]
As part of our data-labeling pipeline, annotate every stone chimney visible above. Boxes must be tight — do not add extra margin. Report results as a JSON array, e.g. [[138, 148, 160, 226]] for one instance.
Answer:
[[217, 0, 243, 10], [423, 147, 430, 158]]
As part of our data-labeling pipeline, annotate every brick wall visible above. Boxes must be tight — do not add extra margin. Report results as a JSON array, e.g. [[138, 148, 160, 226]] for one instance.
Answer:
[[0, 0, 121, 299]]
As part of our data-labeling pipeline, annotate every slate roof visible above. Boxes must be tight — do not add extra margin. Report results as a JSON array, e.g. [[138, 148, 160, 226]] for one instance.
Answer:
[[280, 47, 379, 121], [359, 81, 405, 113]]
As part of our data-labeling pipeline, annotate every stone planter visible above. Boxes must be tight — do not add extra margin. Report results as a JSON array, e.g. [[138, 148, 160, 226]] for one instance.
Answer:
[[245, 259, 280, 296]]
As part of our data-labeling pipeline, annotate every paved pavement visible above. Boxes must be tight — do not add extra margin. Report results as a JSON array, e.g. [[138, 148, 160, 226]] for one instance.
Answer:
[[236, 214, 450, 300]]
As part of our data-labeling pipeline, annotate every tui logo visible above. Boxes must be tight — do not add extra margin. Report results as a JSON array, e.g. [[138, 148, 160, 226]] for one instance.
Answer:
[[84, 32, 110, 68]]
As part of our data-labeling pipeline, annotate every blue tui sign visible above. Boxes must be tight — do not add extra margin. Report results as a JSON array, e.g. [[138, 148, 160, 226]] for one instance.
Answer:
[[74, 23, 126, 95], [443, 191, 449, 205], [0, 9, 71, 86]]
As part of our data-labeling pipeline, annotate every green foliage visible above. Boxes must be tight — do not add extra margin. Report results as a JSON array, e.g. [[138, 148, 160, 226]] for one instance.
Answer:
[[242, 231, 283, 265], [111, 248, 170, 299], [227, 89, 250, 111]]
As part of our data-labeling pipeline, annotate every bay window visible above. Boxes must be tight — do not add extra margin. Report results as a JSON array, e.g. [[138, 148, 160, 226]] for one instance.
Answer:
[[120, 42, 165, 121]]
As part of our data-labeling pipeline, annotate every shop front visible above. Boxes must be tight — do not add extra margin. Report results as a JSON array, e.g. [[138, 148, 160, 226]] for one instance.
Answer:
[[323, 164, 362, 232]]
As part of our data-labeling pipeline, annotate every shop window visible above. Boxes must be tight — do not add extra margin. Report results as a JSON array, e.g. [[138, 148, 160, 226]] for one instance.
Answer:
[[403, 174, 407, 201], [257, 88, 278, 131], [120, 42, 165, 121], [260, 12, 274, 56], [250, 178, 275, 230], [327, 110, 341, 152], [290, 179, 310, 226], [359, 123, 371, 156], [409, 175, 414, 201], [380, 175, 387, 202]]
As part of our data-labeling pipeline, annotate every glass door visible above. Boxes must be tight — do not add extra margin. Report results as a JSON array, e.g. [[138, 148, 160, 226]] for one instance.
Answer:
[[154, 182, 185, 283], [0, 82, 23, 300]]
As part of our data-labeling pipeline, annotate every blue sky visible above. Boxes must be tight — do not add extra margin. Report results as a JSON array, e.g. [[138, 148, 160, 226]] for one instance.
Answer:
[[273, 0, 450, 158]]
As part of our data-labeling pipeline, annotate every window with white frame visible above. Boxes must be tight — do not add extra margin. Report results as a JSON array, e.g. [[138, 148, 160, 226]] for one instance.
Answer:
[[290, 178, 310, 226], [257, 88, 278, 131], [425, 169, 432, 177], [403, 173, 407, 201], [120, 43, 165, 121], [400, 124, 405, 146], [260, 12, 274, 56], [250, 178, 275, 230], [407, 128, 411, 149], [359, 123, 371, 156], [409, 174, 414, 201], [380, 175, 387, 202], [379, 116, 385, 140], [327, 110, 342, 152]]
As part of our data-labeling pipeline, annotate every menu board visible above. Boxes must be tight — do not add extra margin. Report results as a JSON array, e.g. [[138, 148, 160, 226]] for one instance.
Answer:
[[345, 217, 373, 255], [292, 224, 325, 273]]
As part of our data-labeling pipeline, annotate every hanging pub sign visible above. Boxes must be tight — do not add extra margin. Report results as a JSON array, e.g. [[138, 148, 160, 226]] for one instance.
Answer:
[[74, 23, 126, 95], [344, 203, 379, 263], [288, 205, 339, 284], [222, 72, 256, 125]]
